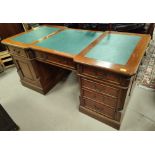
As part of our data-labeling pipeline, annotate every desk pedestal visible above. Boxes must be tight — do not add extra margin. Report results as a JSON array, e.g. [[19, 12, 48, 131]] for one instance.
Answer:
[[77, 64, 135, 129], [7, 45, 69, 94]]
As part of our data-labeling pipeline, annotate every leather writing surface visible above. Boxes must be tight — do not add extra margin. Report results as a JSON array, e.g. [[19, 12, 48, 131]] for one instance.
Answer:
[[35, 29, 103, 55], [86, 34, 142, 65], [12, 26, 60, 44]]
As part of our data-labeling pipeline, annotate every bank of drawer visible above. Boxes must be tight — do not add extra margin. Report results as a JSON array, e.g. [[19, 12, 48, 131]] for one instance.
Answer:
[[8, 46, 28, 58], [81, 78, 120, 97], [82, 89, 117, 108], [35, 51, 75, 68], [78, 65, 130, 87], [81, 97, 115, 119]]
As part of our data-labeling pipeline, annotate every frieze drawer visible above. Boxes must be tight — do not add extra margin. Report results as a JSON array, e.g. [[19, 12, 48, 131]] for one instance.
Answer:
[[78, 65, 131, 87], [81, 97, 115, 119], [35, 51, 75, 69], [8, 46, 28, 58], [81, 88, 118, 108], [81, 78, 120, 97]]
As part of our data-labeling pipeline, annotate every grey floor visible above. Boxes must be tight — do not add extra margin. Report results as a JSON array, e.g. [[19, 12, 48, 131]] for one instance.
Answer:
[[0, 67, 155, 131]]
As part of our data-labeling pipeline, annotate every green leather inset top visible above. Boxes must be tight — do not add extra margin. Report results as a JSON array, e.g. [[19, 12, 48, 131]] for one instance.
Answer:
[[12, 26, 60, 44], [35, 29, 103, 55], [86, 34, 142, 65]]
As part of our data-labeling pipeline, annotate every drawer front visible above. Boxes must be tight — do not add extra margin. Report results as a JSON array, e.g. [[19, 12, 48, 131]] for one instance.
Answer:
[[81, 78, 120, 97], [35, 51, 75, 69], [8, 46, 28, 58], [82, 89, 117, 108], [78, 65, 130, 87], [81, 97, 115, 119]]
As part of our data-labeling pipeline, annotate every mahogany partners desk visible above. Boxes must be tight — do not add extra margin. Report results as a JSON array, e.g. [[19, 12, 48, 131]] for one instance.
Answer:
[[2, 25, 151, 129]]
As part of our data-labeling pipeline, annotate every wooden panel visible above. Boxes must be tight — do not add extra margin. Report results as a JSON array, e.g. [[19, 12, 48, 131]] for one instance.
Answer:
[[17, 61, 34, 80], [13, 58, 40, 85]]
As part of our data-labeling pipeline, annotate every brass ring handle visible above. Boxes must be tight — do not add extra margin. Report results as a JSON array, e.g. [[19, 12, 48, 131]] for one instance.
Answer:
[[17, 51, 20, 54], [96, 73, 107, 79], [96, 88, 103, 92], [58, 58, 66, 63], [94, 84, 104, 93], [94, 84, 100, 92], [94, 105, 102, 112], [43, 54, 48, 60]]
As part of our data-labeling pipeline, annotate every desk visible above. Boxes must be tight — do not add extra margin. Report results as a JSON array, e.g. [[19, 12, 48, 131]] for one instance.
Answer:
[[2, 25, 150, 129]]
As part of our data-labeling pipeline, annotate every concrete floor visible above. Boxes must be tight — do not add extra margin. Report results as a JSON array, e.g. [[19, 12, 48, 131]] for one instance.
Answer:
[[0, 67, 155, 131]]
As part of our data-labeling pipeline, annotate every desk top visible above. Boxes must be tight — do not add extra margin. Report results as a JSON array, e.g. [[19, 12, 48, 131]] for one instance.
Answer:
[[1, 25, 65, 48], [86, 33, 141, 65], [75, 31, 151, 76], [12, 26, 60, 44], [34, 29, 103, 55], [1, 26, 151, 76]]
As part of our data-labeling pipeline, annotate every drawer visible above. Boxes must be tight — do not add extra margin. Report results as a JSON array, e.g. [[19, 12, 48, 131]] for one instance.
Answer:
[[82, 88, 118, 108], [35, 51, 75, 69], [78, 65, 131, 87], [8, 46, 28, 58], [81, 78, 120, 97], [81, 97, 115, 119]]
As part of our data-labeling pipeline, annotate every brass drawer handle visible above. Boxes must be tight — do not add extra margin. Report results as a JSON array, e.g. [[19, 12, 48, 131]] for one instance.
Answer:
[[43, 54, 48, 60], [94, 84, 105, 92], [13, 49, 16, 53], [96, 75, 103, 79], [94, 84, 98, 92], [12, 50, 20, 55], [62, 59, 67, 63], [40, 54, 44, 58], [96, 88, 102, 92], [94, 105, 103, 112], [17, 51, 21, 54], [95, 71, 107, 79], [58, 58, 66, 64], [59, 59, 64, 63]]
